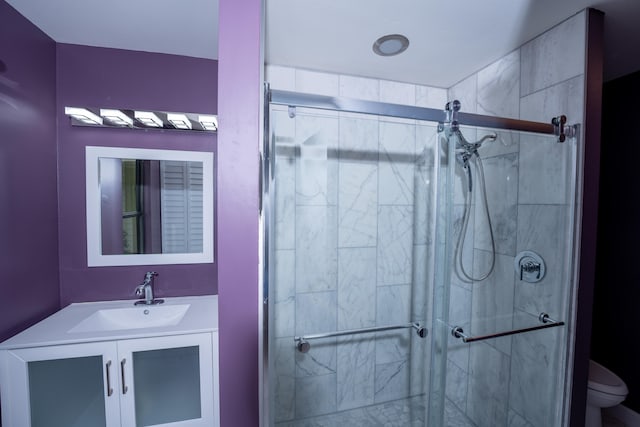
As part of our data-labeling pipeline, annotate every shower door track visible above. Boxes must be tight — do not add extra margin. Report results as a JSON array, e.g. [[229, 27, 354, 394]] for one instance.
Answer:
[[269, 89, 561, 136]]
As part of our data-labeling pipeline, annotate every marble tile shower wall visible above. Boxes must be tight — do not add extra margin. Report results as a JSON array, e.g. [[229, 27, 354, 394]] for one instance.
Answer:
[[267, 65, 447, 422], [445, 11, 586, 427]]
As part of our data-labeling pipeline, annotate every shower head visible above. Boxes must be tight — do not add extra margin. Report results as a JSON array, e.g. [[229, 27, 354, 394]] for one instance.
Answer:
[[454, 130, 497, 150]]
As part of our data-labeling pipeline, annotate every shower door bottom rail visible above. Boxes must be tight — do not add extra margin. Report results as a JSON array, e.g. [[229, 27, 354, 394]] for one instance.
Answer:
[[295, 322, 427, 353], [450, 313, 564, 343]]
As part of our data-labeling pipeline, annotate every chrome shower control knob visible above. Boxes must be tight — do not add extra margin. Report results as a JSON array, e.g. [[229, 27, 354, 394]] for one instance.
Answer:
[[514, 251, 546, 283]]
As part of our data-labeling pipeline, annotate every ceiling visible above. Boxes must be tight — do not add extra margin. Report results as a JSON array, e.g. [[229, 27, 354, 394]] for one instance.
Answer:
[[6, 0, 640, 87]]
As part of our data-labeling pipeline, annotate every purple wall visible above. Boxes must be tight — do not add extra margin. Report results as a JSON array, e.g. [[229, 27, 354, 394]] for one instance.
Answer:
[[0, 1, 60, 341], [217, 0, 262, 425], [56, 44, 218, 305]]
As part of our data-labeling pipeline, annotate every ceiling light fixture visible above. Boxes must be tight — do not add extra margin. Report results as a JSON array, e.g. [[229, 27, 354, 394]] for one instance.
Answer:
[[134, 111, 164, 128], [167, 113, 192, 130], [64, 107, 103, 125], [100, 109, 133, 127], [198, 115, 218, 131], [373, 34, 410, 57]]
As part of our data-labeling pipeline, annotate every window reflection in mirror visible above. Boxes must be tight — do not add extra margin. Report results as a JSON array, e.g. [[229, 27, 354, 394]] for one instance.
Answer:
[[100, 158, 204, 255], [86, 146, 213, 267]]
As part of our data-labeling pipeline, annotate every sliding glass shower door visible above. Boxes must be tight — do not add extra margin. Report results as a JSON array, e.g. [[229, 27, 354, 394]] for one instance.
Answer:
[[267, 104, 438, 426], [264, 92, 580, 427], [428, 124, 579, 426]]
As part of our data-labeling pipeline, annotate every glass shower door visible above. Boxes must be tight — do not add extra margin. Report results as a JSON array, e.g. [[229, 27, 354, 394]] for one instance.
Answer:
[[267, 104, 439, 426], [428, 124, 579, 427]]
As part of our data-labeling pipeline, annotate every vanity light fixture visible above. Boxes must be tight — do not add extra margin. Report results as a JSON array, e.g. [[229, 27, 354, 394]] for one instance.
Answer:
[[167, 113, 192, 130], [198, 115, 218, 131], [100, 109, 133, 127], [64, 107, 103, 125], [134, 111, 163, 128], [65, 107, 216, 132]]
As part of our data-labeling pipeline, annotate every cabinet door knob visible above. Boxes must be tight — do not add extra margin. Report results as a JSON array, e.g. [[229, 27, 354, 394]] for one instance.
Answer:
[[120, 358, 128, 394], [105, 360, 114, 397]]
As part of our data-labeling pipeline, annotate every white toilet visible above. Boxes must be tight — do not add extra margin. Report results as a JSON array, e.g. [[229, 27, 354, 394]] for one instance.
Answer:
[[586, 359, 628, 427]]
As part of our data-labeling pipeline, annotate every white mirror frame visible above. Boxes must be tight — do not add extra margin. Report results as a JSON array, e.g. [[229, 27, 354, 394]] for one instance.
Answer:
[[86, 146, 214, 267]]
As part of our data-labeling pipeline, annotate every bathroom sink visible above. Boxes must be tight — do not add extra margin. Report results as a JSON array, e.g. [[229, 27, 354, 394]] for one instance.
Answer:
[[68, 304, 190, 333]]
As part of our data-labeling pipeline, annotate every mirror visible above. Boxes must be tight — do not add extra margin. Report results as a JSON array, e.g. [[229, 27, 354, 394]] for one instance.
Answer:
[[86, 146, 214, 266]]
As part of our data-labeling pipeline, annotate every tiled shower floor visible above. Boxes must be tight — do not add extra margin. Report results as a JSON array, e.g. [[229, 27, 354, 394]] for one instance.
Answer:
[[276, 396, 475, 427]]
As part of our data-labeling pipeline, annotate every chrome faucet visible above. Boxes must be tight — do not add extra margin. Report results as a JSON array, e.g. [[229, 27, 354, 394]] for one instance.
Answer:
[[134, 272, 164, 305]]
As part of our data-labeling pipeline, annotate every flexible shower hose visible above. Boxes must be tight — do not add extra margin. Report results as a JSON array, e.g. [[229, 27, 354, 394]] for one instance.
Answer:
[[454, 152, 496, 282]]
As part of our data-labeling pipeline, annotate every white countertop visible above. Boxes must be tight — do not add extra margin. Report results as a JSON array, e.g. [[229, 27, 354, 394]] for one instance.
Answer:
[[0, 295, 218, 350]]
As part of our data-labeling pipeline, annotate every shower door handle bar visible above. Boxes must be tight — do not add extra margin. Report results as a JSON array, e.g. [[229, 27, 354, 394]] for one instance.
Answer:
[[295, 323, 427, 353], [451, 313, 564, 343]]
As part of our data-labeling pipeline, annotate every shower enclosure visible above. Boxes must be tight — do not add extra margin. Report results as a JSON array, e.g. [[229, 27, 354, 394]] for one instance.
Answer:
[[263, 88, 580, 426]]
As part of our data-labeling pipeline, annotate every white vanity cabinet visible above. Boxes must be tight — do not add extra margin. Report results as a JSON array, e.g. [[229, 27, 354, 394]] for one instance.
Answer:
[[0, 296, 220, 427]]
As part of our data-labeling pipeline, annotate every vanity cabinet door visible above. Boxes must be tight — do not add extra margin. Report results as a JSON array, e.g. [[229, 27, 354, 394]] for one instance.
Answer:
[[117, 332, 217, 427], [0, 342, 121, 427]]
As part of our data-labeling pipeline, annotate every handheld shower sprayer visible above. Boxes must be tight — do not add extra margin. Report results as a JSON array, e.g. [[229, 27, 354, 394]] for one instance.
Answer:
[[451, 130, 497, 282]]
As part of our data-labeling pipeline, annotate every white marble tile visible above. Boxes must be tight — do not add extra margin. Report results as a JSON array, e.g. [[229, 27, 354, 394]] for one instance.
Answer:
[[338, 116, 379, 247], [295, 292, 337, 378], [379, 80, 417, 125], [377, 206, 413, 286], [416, 85, 448, 110], [273, 110, 297, 250], [295, 114, 339, 206], [380, 80, 416, 106], [477, 49, 520, 119], [474, 152, 518, 256], [521, 11, 586, 96], [520, 75, 584, 125], [519, 76, 582, 205], [445, 359, 468, 412], [515, 205, 570, 318], [471, 250, 515, 355], [444, 398, 477, 427], [416, 123, 439, 168], [466, 343, 510, 427], [338, 163, 378, 248], [295, 206, 338, 293], [379, 121, 416, 206], [295, 290, 337, 337], [266, 65, 296, 91], [336, 337, 375, 411], [508, 409, 535, 427], [274, 337, 296, 422], [295, 374, 337, 417], [295, 69, 340, 97], [477, 130, 520, 165], [374, 359, 410, 403], [337, 247, 377, 330], [518, 133, 575, 205], [448, 74, 477, 114], [449, 284, 472, 327], [508, 313, 564, 427], [447, 284, 471, 371], [339, 115, 379, 157], [339, 74, 379, 102], [275, 250, 296, 338], [375, 284, 412, 364]]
